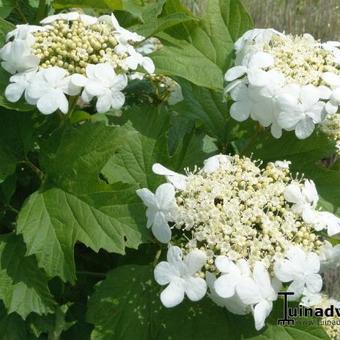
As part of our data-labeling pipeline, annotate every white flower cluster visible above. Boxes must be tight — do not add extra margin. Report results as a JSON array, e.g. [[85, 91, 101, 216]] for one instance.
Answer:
[[0, 12, 158, 115], [225, 29, 340, 139], [137, 154, 340, 331]]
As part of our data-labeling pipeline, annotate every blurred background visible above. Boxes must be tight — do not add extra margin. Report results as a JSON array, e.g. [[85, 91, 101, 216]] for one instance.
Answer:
[[183, 0, 340, 41]]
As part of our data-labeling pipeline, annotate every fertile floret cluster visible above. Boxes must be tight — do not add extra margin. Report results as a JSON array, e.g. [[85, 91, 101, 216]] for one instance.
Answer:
[[0, 12, 160, 115], [137, 154, 340, 331], [321, 113, 340, 156], [225, 29, 340, 139]]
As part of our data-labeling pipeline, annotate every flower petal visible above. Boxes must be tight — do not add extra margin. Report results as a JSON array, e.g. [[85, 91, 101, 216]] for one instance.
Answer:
[[214, 274, 237, 298], [253, 300, 272, 331], [136, 188, 156, 207], [37, 90, 61, 114], [305, 274, 322, 293], [236, 277, 262, 305], [248, 52, 274, 69], [155, 183, 176, 210], [96, 93, 112, 113], [152, 212, 171, 243], [160, 278, 185, 308], [154, 261, 179, 285], [5, 83, 25, 102], [230, 101, 251, 122], [284, 184, 304, 204], [215, 256, 238, 274], [184, 249, 206, 275], [110, 91, 125, 110], [184, 277, 207, 301], [225, 66, 247, 81], [295, 118, 315, 139]]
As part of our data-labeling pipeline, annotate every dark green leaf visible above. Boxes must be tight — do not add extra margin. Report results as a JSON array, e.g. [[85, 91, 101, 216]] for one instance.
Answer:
[[0, 0, 14, 19], [152, 32, 224, 90], [17, 122, 148, 282], [0, 110, 35, 183], [0, 234, 55, 319], [172, 78, 229, 142], [152, 0, 252, 89], [101, 105, 215, 190]]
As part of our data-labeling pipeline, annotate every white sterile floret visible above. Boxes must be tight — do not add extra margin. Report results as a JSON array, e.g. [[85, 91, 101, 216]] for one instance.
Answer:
[[277, 84, 325, 139], [71, 63, 127, 113], [5, 70, 37, 103], [154, 246, 207, 307], [237, 262, 277, 330], [274, 160, 291, 169], [26, 67, 80, 114], [284, 179, 318, 220], [123, 47, 155, 74], [284, 180, 340, 237], [322, 72, 340, 114], [136, 183, 177, 243], [0, 40, 39, 74], [214, 256, 250, 298], [300, 289, 322, 307], [225, 51, 274, 83], [152, 163, 187, 190], [202, 154, 232, 173], [274, 246, 322, 299], [109, 13, 144, 47], [225, 29, 340, 139], [206, 272, 249, 315], [312, 211, 340, 238]]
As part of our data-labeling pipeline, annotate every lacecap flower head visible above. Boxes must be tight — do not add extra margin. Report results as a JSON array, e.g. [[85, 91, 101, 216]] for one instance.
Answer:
[[137, 154, 340, 331], [225, 28, 340, 139], [0, 11, 159, 115]]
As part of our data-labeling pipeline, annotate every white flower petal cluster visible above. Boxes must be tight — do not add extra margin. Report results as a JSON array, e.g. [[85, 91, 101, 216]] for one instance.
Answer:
[[138, 154, 340, 331], [136, 183, 177, 243], [274, 246, 322, 299], [237, 262, 278, 331], [284, 180, 340, 237], [154, 246, 207, 307], [0, 11, 158, 115], [225, 29, 340, 139]]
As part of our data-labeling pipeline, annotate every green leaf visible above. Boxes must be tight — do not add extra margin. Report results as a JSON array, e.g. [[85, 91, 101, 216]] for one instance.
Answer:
[[0, 234, 55, 319], [219, 0, 253, 43], [152, 32, 224, 90], [53, 0, 122, 10], [0, 17, 14, 45], [152, 0, 252, 90], [17, 122, 148, 282], [101, 106, 215, 190], [172, 78, 229, 142], [87, 264, 329, 340], [129, 0, 195, 37], [0, 305, 31, 340], [0, 0, 14, 18], [0, 110, 35, 183], [28, 304, 75, 339]]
